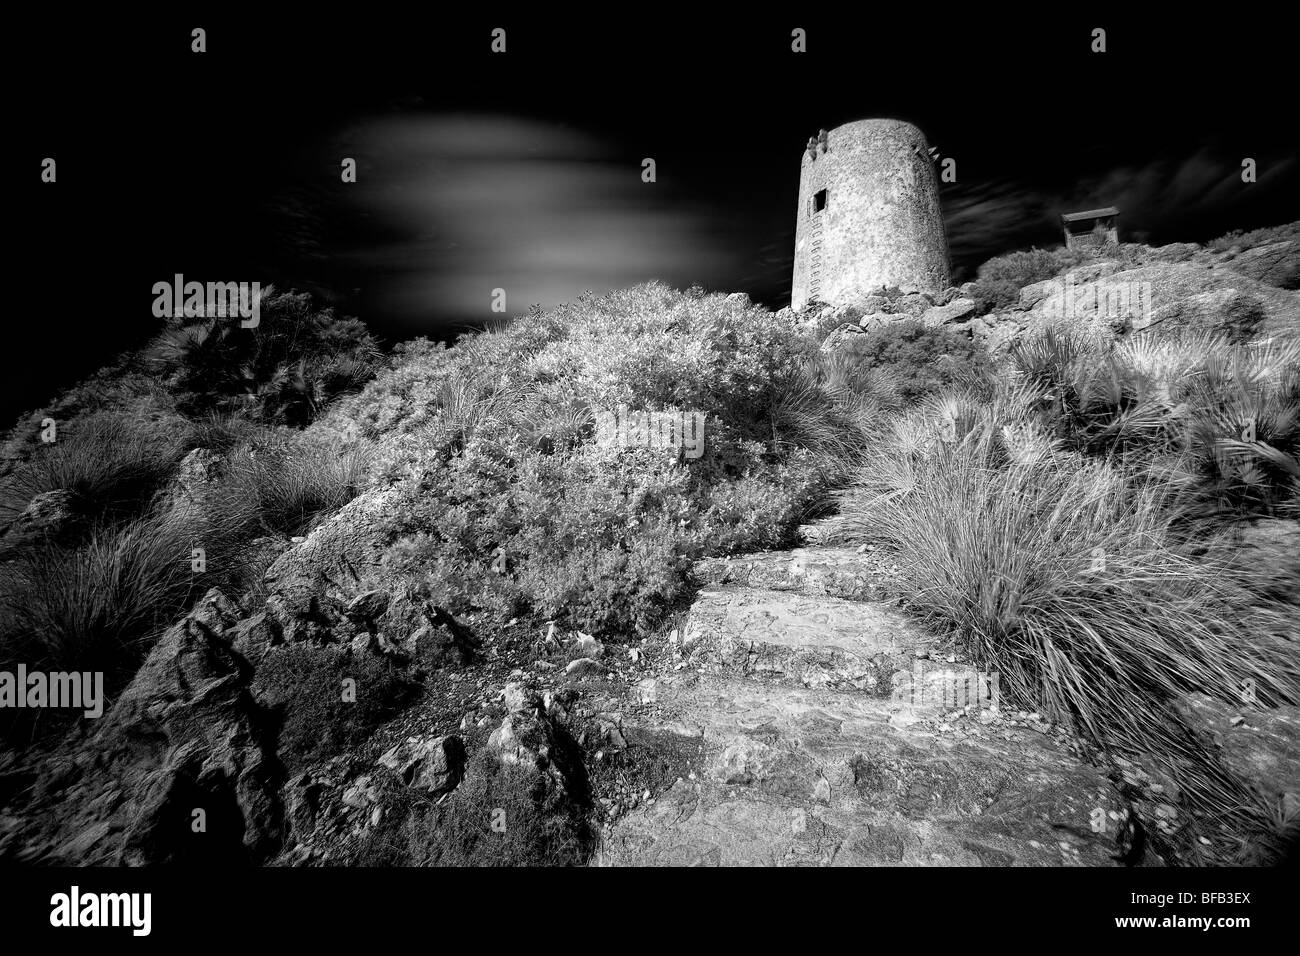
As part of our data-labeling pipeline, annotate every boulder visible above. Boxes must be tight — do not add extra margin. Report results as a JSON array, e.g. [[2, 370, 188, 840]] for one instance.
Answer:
[[574, 634, 605, 659], [920, 297, 977, 327], [341, 775, 379, 810], [819, 324, 864, 353], [175, 448, 221, 495], [857, 311, 892, 330], [1148, 242, 1201, 263], [227, 610, 279, 661], [21, 590, 285, 864], [377, 735, 467, 796], [263, 483, 405, 618], [345, 589, 389, 626], [502, 681, 541, 714], [1018, 279, 1059, 311], [894, 293, 932, 318], [2, 488, 77, 539], [565, 657, 609, 678]]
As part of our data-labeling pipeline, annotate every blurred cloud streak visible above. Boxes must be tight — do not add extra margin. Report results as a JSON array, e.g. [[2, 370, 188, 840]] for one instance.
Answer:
[[329, 114, 732, 328]]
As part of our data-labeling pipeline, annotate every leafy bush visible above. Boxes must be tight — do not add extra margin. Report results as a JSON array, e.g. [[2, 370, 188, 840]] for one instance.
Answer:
[[1009, 328, 1300, 519], [838, 319, 993, 405], [355, 283, 873, 639], [1207, 221, 1299, 253], [966, 277, 1022, 314], [253, 645, 422, 768], [976, 247, 1068, 288], [143, 288, 383, 425]]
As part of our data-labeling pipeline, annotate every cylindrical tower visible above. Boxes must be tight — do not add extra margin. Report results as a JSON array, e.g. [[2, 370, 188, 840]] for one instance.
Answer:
[[792, 119, 950, 310]]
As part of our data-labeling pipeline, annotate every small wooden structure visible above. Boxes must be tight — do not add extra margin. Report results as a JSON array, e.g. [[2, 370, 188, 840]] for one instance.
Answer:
[[1061, 207, 1119, 251]]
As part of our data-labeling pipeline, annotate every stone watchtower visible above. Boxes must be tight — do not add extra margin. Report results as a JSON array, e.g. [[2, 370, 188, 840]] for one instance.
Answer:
[[792, 119, 950, 310]]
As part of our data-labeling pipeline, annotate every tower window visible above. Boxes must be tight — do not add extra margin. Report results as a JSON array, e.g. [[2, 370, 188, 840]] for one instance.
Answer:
[[813, 189, 827, 213]]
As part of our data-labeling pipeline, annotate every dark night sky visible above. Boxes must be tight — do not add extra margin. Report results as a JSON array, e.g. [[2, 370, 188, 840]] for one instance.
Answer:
[[11, 9, 1298, 423]]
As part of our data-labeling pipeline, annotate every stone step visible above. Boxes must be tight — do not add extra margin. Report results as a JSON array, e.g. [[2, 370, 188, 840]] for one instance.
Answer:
[[691, 545, 893, 602], [797, 514, 851, 547], [682, 586, 932, 693], [595, 676, 1125, 867]]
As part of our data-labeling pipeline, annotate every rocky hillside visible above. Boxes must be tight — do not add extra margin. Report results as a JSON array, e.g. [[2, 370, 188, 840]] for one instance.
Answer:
[[1, 225, 1298, 867], [804, 221, 1300, 353]]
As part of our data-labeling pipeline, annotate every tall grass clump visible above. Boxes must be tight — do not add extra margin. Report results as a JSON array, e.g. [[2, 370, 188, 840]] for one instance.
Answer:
[[839, 378, 1300, 851], [0, 411, 190, 531], [0, 496, 248, 692], [0, 435, 371, 699], [220, 437, 373, 537]]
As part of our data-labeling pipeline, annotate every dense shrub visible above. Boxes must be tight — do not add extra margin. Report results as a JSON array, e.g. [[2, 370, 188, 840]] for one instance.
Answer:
[[976, 247, 1068, 288], [348, 283, 879, 639], [143, 288, 383, 424], [1010, 328, 1300, 520], [1207, 221, 1299, 253], [253, 645, 422, 768], [839, 319, 993, 405], [965, 277, 1022, 314]]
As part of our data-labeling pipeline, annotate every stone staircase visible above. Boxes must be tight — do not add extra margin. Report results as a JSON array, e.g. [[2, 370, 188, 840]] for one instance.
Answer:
[[595, 531, 1129, 867]]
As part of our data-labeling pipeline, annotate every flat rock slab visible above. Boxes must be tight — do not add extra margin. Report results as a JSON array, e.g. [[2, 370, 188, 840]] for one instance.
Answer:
[[798, 515, 851, 546], [684, 587, 930, 690], [692, 547, 889, 602], [596, 677, 1124, 867]]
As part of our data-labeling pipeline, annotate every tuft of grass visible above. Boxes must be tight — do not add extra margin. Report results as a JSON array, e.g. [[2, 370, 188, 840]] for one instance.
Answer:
[[0, 434, 371, 702], [219, 438, 372, 537], [0, 496, 247, 680], [838, 387, 1300, 847], [0, 411, 190, 531]]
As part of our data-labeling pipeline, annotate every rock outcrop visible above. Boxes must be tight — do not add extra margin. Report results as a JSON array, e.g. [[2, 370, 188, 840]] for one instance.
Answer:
[[12, 590, 284, 865]]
